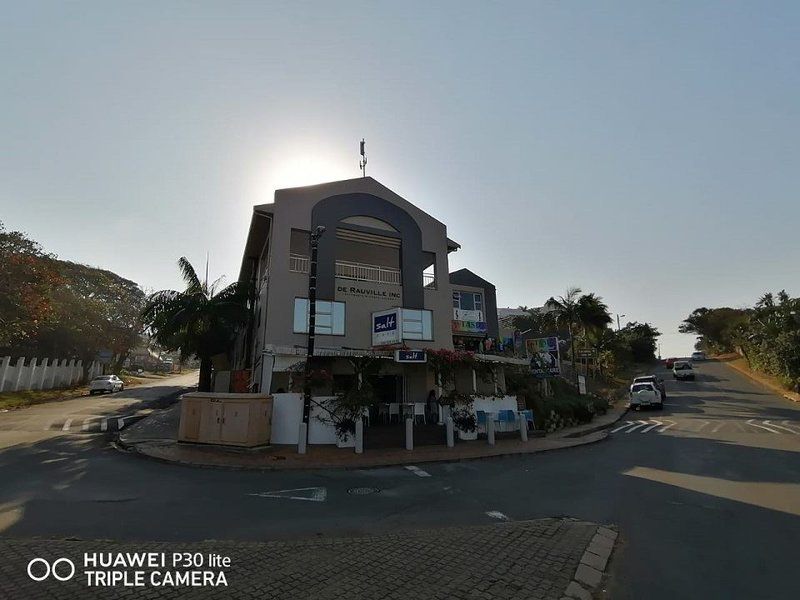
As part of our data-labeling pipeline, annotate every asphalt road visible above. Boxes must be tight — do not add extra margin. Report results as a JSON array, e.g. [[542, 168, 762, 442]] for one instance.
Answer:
[[1, 361, 799, 599]]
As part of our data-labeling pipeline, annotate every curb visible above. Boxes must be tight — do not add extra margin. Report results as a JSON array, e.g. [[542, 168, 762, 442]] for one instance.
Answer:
[[564, 525, 619, 600], [560, 405, 629, 438], [115, 428, 612, 473], [719, 359, 800, 404]]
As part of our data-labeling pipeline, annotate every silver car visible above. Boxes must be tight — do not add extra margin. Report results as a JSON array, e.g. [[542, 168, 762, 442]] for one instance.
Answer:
[[89, 375, 124, 395]]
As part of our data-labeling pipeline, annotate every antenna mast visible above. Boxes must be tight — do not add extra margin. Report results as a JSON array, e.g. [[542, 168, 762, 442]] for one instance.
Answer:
[[359, 138, 367, 177]]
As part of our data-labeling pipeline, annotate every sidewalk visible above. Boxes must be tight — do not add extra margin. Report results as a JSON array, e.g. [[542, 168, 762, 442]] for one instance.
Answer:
[[118, 401, 628, 470], [717, 354, 800, 403]]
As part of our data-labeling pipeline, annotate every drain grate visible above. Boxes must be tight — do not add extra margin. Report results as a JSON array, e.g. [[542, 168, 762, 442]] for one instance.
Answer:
[[348, 486, 380, 496]]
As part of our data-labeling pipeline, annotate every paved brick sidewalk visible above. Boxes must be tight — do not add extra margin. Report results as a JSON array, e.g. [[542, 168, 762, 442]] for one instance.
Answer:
[[118, 403, 626, 470], [0, 518, 606, 599]]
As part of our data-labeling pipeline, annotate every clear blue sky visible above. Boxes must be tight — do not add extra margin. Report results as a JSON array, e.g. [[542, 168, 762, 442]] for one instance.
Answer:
[[2, 1, 798, 356]]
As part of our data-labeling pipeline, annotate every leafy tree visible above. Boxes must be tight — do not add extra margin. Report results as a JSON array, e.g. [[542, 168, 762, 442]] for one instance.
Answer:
[[679, 307, 750, 354], [617, 322, 661, 363], [545, 287, 583, 373], [142, 257, 249, 391]]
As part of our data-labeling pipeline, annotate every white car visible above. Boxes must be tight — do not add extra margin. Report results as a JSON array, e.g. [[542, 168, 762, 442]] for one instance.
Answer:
[[630, 382, 663, 410], [691, 351, 707, 361], [673, 361, 695, 381], [89, 375, 124, 395]]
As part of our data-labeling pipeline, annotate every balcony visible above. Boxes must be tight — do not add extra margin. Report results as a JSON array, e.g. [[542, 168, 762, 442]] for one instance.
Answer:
[[289, 254, 402, 286]]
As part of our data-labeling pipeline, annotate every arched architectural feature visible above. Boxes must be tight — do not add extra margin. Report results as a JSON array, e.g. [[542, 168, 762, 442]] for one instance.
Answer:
[[311, 193, 424, 308]]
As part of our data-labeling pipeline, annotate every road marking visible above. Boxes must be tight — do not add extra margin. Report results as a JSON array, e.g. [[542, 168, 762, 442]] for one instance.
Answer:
[[82, 419, 93, 431], [746, 419, 780, 434], [486, 511, 510, 521], [43, 420, 54, 431], [61, 418, 72, 432], [764, 420, 798, 435], [405, 465, 432, 477], [100, 419, 108, 432], [248, 487, 327, 502], [624, 420, 649, 434], [118, 417, 127, 430], [711, 422, 725, 433], [658, 420, 677, 433], [692, 420, 710, 432], [641, 421, 662, 433], [781, 421, 800, 433], [610, 421, 634, 434]]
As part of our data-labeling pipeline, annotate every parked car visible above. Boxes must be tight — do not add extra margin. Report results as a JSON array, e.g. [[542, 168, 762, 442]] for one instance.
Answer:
[[665, 357, 678, 368], [633, 375, 667, 401], [89, 374, 124, 395], [673, 361, 695, 381], [691, 351, 707, 361], [630, 382, 663, 410]]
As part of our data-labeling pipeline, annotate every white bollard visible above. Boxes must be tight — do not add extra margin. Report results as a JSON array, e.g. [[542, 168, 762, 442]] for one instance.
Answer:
[[405, 416, 413, 450], [445, 416, 455, 448], [355, 418, 364, 454], [487, 417, 495, 446], [298, 422, 308, 454], [519, 414, 528, 442]]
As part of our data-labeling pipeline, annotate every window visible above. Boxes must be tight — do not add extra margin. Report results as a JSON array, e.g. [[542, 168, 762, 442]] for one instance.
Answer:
[[293, 298, 346, 335], [401, 309, 433, 341], [452, 291, 483, 312]]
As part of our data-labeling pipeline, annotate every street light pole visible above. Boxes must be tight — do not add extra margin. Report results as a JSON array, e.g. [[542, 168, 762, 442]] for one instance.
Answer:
[[300, 225, 326, 454], [616, 313, 626, 331]]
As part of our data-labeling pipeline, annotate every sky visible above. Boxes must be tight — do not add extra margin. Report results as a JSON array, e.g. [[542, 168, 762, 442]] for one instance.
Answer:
[[2, 1, 798, 357]]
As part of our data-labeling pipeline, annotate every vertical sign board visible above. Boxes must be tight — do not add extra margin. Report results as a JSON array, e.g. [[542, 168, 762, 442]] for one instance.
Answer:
[[372, 308, 402, 346], [578, 375, 587, 395], [526, 336, 561, 378]]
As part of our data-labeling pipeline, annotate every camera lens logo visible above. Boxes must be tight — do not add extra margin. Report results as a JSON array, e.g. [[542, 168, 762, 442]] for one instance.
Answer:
[[27, 558, 75, 582]]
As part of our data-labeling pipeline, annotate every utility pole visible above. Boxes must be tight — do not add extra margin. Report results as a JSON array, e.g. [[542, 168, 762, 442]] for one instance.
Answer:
[[616, 313, 626, 331], [359, 139, 367, 177], [300, 225, 326, 454]]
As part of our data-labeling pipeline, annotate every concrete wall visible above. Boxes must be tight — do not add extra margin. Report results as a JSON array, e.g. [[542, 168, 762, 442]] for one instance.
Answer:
[[253, 177, 457, 354], [0, 356, 103, 393]]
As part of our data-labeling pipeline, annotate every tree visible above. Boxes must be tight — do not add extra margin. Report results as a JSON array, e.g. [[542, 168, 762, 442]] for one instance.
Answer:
[[576, 293, 613, 334], [142, 257, 249, 391], [545, 287, 583, 375], [617, 322, 661, 363]]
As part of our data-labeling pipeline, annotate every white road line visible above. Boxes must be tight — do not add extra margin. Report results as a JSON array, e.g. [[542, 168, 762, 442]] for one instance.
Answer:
[[405, 465, 432, 477], [486, 511, 510, 521], [711, 422, 725, 433], [43, 420, 54, 431], [82, 419, 92, 431], [641, 421, 662, 433], [746, 419, 780, 434], [658, 420, 677, 433], [693, 420, 710, 432], [101, 419, 108, 432], [764, 420, 798, 435], [781, 421, 800, 433], [625, 421, 649, 434], [117, 417, 127, 430], [61, 418, 73, 432], [610, 421, 634, 434]]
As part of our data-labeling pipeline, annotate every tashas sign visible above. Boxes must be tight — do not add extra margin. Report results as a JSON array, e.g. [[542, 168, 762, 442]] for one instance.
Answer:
[[372, 308, 401, 346]]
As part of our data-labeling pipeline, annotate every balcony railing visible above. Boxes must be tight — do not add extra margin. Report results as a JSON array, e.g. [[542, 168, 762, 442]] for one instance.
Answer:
[[423, 272, 436, 289], [336, 260, 401, 285], [289, 255, 402, 286], [289, 254, 309, 273]]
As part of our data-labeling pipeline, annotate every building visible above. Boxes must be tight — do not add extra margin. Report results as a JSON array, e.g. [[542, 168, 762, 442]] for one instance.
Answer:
[[232, 177, 525, 444]]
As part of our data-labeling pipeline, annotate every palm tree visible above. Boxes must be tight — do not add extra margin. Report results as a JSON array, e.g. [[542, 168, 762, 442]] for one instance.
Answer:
[[545, 287, 582, 378], [576, 293, 613, 334], [141, 257, 249, 391]]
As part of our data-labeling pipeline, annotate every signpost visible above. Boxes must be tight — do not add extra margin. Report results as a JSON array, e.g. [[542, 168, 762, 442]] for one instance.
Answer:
[[372, 308, 402, 346], [394, 350, 426, 363]]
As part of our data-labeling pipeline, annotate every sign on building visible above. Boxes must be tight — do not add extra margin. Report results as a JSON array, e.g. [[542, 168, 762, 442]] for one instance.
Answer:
[[452, 320, 488, 334], [372, 308, 402, 346], [394, 349, 426, 363], [526, 336, 560, 378]]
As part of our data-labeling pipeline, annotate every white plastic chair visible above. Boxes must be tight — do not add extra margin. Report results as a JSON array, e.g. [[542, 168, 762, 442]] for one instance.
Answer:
[[389, 403, 400, 423], [361, 406, 370, 427], [413, 402, 426, 424]]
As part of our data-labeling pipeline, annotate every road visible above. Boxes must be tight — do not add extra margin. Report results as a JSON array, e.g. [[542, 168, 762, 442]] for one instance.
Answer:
[[1, 361, 799, 598]]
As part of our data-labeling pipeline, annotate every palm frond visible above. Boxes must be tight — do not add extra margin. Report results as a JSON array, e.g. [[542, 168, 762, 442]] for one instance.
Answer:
[[178, 257, 203, 293]]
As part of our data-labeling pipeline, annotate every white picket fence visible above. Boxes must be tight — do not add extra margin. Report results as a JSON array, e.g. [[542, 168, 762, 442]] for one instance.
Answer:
[[0, 356, 103, 393]]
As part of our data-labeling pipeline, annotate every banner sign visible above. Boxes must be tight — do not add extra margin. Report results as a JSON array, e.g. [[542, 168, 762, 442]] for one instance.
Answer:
[[452, 320, 488, 335], [453, 308, 483, 322], [526, 336, 560, 378], [372, 308, 402, 346], [394, 350, 426, 363]]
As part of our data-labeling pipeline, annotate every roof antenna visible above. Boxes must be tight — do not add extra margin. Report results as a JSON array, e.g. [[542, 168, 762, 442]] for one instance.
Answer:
[[359, 138, 367, 177]]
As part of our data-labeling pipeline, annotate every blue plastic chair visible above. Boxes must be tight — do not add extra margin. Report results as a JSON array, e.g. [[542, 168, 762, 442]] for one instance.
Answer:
[[520, 409, 535, 430], [498, 409, 516, 423], [476, 410, 487, 432]]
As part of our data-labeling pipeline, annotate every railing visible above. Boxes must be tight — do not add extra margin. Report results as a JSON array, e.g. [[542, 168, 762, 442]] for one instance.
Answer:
[[335, 260, 401, 285], [289, 254, 309, 273], [423, 272, 436, 289]]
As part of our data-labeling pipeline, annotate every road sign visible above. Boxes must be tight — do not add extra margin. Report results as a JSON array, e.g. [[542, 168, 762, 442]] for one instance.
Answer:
[[577, 349, 594, 358]]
